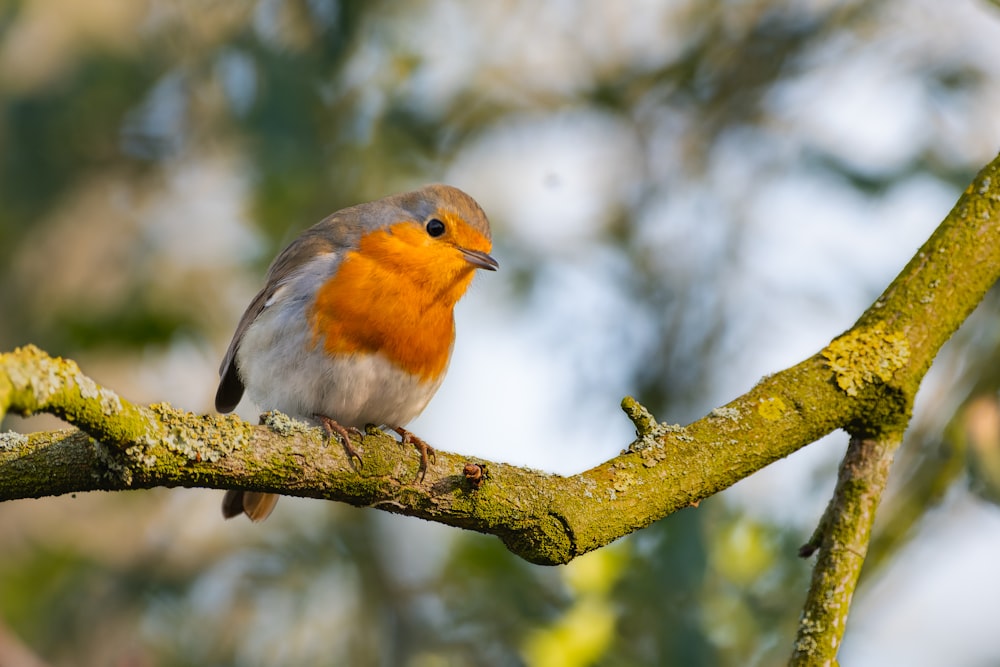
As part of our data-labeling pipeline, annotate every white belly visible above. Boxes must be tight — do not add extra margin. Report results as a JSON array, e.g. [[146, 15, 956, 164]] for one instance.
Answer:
[[235, 292, 444, 427]]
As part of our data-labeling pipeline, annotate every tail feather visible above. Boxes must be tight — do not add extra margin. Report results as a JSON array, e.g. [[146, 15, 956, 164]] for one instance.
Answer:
[[222, 490, 279, 522]]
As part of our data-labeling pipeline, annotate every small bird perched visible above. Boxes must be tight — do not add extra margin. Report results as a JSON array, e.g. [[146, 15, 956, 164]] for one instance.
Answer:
[[215, 184, 498, 521]]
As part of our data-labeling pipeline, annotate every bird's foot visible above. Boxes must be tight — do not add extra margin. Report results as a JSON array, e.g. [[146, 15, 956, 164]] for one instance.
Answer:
[[393, 426, 435, 481], [316, 415, 363, 466]]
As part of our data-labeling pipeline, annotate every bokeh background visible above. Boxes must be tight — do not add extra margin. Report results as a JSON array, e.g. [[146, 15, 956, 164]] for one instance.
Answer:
[[3, 1, 1000, 665]]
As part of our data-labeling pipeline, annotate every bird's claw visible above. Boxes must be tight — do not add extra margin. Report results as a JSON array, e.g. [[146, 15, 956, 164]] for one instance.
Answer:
[[317, 415, 363, 467], [393, 426, 435, 481]]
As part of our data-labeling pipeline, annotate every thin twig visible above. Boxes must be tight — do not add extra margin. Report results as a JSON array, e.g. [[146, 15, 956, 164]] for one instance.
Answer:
[[790, 432, 903, 666]]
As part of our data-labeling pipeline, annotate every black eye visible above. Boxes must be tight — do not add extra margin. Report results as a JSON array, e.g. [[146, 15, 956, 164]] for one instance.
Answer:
[[426, 218, 446, 237]]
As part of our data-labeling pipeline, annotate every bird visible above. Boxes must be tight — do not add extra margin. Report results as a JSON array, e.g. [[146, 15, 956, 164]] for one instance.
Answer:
[[214, 184, 498, 521]]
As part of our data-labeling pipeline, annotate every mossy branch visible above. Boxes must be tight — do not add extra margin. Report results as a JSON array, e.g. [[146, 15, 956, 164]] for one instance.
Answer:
[[3, 153, 1000, 661], [0, 344, 850, 566], [791, 432, 903, 665], [782, 154, 1000, 661]]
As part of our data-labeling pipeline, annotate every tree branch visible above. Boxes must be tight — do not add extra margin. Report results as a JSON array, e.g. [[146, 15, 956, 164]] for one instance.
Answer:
[[0, 344, 852, 565], [783, 153, 1000, 661], [791, 432, 902, 666], [2, 153, 1000, 658]]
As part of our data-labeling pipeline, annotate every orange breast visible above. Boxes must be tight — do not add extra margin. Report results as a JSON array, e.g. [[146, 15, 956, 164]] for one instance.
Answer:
[[309, 224, 481, 382]]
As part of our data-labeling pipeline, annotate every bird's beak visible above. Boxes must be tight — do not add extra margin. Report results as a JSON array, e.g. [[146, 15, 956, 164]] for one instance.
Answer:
[[460, 247, 499, 271]]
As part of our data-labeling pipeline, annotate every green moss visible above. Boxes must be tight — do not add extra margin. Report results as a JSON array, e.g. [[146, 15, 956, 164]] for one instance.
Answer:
[[500, 513, 574, 565], [2, 345, 151, 446], [10, 345, 61, 403], [151, 403, 251, 456], [620, 396, 658, 437], [72, 370, 122, 415]]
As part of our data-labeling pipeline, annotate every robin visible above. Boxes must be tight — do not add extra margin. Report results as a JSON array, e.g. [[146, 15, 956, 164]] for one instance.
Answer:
[[215, 184, 498, 521]]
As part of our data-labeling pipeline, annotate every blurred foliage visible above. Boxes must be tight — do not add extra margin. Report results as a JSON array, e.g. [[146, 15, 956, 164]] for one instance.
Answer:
[[2, 0, 1000, 665]]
